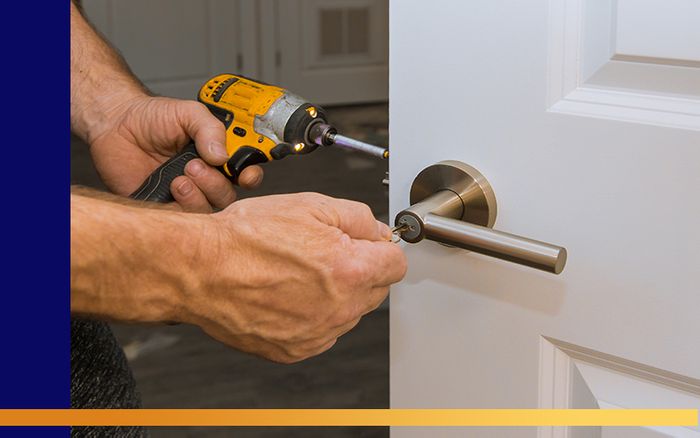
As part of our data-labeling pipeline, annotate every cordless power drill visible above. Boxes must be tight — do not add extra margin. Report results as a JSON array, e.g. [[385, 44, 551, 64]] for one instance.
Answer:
[[130, 74, 388, 203]]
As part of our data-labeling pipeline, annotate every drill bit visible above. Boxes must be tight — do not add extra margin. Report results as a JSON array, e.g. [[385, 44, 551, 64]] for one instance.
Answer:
[[310, 122, 389, 159], [330, 133, 389, 159]]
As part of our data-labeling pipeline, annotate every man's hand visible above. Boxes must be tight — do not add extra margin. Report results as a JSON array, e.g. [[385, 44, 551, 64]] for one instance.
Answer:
[[88, 94, 263, 212], [71, 192, 407, 363], [177, 193, 407, 363], [70, 1, 260, 211]]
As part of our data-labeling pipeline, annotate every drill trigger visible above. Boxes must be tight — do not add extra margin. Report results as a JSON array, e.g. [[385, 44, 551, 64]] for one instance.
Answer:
[[222, 146, 269, 182]]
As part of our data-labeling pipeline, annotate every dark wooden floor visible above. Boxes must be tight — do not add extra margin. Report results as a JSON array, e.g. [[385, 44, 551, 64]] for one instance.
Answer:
[[116, 312, 388, 438], [71, 104, 390, 437]]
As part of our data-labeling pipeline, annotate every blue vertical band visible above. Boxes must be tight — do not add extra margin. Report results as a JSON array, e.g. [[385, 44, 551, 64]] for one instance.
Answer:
[[0, 0, 71, 436]]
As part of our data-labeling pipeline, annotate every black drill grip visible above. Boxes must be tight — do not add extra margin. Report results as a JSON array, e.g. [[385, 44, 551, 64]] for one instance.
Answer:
[[130, 143, 199, 203]]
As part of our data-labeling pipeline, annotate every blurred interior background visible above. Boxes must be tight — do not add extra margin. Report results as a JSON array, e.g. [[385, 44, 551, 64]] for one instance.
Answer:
[[73, 1, 390, 437]]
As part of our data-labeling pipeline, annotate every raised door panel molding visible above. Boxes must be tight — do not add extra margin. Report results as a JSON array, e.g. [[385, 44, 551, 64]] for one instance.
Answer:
[[538, 336, 700, 438], [546, 0, 700, 130]]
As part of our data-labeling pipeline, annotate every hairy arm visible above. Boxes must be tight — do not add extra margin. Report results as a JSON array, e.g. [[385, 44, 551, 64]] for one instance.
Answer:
[[70, 1, 261, 208], [69, 2, 407, 363], [70, 192, 208, 322], [71, 190, 406, 363], [71, 186, 180, 210], [70, 1, 146, 143]]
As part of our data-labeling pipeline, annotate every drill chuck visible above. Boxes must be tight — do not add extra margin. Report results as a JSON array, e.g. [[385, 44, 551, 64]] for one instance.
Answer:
[[308, 121, 337, 146]]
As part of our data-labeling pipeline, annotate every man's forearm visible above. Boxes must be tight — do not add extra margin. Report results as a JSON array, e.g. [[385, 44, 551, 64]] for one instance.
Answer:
[[71, 185, 181, 211], [70, 193, 208, 322], [70, 1, 147, 143]]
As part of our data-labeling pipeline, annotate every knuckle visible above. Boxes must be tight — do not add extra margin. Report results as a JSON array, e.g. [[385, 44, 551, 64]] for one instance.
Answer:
[[180, 101, 221, 130], [301, 338, 336, 360], [300, 192, 328, 205], [175, 100, 202, 118], [184, 99, 206, 113], [343, 261, 367, 284], [331, 308, 350, 327], [357, 202, 374, 220], [338, 319, 361, 337], [334, 258, 369, 287], [331, 304, 360, 327], [276, 354, 303, 365], [318, 338, 337, 354], [369, 288, 390, 312], [279, 346, 311, 364], [344, 199, 373, 220], [269, 352, 299, 364]]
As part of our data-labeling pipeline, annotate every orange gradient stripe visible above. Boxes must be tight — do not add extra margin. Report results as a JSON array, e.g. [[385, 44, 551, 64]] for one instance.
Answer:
[[0, 409, 696, 427]]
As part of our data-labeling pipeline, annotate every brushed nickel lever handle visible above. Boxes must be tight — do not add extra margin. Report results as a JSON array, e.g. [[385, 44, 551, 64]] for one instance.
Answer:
[[394, 161, 567, 274], [422, 213, 566, 274]]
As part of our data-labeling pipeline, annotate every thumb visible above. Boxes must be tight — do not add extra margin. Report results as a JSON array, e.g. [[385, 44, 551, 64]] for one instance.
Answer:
[[177, 101, 229, 166]]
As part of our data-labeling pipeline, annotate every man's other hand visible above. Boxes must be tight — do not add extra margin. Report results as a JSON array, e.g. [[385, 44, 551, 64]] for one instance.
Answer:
[[179, 193, 408, 363], [88, 95, 263, 211]]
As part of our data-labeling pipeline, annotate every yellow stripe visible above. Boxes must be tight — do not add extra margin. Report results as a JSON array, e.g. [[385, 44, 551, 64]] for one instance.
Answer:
[[0, 409, 696, 427]]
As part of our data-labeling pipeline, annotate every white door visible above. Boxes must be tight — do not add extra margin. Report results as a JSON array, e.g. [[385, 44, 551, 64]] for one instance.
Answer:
[[389, 0, 700, 437], [81, 0, 259, 99], [272, 0, 389, 104]]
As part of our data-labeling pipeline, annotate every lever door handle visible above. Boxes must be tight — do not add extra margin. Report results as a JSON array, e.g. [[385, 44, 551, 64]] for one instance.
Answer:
[[394, 161, 567, 274]]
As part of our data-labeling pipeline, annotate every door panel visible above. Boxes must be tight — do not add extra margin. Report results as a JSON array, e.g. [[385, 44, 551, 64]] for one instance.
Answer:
[[614, 0, 700, 62], [548, 0, 700, 130], [389, 0, 700, 437], [541, 338, 700, 438]]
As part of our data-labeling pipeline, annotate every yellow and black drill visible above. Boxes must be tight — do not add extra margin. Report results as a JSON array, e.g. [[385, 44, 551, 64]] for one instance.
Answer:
[[131, 74, 388, 202]]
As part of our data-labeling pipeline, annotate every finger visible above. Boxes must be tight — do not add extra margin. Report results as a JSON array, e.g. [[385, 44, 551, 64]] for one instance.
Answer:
[[333, 317, 362, 338], [176, 101, 229, 166], [350, 240, 408, 288], [323, 198, 392, 241], [354, 286, 389, 317], [353, 284, 390, 321], [365, 287, 390, 315], [184, 159, 237, 209], [306, 316, 363, 358], [309, 338, 338, 358], [238, 165, 264, 189], [170, 175, 213, 213]]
